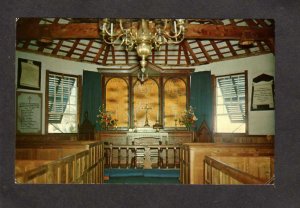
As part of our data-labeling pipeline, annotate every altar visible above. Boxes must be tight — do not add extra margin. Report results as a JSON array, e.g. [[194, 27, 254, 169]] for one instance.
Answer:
[[126, 128, 169, 145], [122, 128, 167, 168]]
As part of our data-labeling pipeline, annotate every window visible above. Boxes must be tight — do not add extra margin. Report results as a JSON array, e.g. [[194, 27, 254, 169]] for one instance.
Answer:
[[47, 71, 81, 133], [215, 73, 246, 133]]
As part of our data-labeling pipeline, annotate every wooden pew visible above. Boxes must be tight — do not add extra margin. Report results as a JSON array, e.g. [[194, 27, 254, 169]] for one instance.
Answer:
[[180, 143, 274, 184], [15, 141, 104, 184], [15, 160, 52, 183], [16, 140, 95, 160], [16, 148, 87, 160], [203, 156, 274, 184]]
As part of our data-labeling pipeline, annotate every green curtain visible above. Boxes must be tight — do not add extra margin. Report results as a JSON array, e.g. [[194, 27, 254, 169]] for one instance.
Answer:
[[190, 71, 213, 131], [81, 71, 102, 130]]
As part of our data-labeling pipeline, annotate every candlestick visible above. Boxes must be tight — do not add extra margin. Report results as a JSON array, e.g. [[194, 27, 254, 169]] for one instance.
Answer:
[[110, 23, 113, 35]]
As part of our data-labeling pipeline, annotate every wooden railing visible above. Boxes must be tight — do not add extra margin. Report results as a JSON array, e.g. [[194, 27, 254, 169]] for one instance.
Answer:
[[16, 142, 105, 184], [104, 144, 180, 169], [204, 156, 271, 184]]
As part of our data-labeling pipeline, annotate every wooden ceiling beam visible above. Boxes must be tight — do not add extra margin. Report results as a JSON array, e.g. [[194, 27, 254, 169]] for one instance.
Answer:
[[17, 23, 99, 39], [180, 42, 191, 65], [185, 24, 274, 40], [165, 45, 168, 65], [177, 44, 182, 65], [111, 45, 116, 64], [22, 40, 31, 49], [264, 39, 275, 53], [245, 19, 258, 27], [102, 45, 111, 65], [80, 40, 94, 60], [125, 50, 129, 65], [151, 48, 155, 64], [256, 19, 269, 28], [183, 40, 200, 64], [93, 43, 106, 63], [53, 18, 60, 24], [17, 23, 274, 41], [256, 41, 265, 52], [229, 19, 236, 26], [243, 47, 251, 55], [37, 45, 45, 52], [17, 18, 41, 27], [197, 40, 212, 63], [225, 40, 237, 56], [52, 40, 64, 55], [210, 40, 224, 59], [66, 39, 80, 57]]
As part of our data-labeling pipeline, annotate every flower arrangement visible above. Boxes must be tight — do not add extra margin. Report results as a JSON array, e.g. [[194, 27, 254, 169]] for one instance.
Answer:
[[97, 104, 118, 130], [179, 106, 198, 130]]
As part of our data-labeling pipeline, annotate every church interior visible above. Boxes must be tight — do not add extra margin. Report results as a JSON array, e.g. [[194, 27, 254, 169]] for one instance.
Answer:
[[15, 18, 275, 184]]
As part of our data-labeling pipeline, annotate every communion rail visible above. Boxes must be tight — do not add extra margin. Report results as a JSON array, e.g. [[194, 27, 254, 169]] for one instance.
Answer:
[[16, 142, 105, 184], [204, 156, 272, 184], [104, 144, 181, 169]]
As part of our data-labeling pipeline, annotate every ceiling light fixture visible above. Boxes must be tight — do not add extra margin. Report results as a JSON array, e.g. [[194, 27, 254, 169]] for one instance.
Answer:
[[99, 18, 187, 82]]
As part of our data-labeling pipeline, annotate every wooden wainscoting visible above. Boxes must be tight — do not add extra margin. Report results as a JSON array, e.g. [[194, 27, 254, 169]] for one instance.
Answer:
[[17, 134, 79, 142], [214, 134, 274, 144]]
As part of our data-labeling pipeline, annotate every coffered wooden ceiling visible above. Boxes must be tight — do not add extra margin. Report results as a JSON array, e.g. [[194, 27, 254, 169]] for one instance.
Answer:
[[16, 18, 274, 67]]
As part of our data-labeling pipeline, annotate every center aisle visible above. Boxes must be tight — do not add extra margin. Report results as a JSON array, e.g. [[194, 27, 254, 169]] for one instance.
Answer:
[[106, 176, 179, 184], [104, 168, 180, 184]]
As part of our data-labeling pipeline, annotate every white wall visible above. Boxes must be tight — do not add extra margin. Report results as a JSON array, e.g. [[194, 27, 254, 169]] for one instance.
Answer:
[[16, 51, 275, 135], [195, 54, 275, 135], [16, 51, 99, 134]]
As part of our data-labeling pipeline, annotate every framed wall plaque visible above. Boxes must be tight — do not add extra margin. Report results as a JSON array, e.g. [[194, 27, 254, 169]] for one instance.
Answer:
[[16, 91, 42, 134], [17, 58, 41, 90], [251, 73, 275, 111]]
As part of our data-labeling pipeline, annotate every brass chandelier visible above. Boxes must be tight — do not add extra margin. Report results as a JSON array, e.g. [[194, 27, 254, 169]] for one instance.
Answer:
[[99, 19, 187, 82]]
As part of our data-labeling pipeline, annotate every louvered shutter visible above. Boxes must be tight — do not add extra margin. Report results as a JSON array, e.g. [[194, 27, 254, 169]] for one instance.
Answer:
[[48, 74, 76, 123], [217, 74, 246, 123]]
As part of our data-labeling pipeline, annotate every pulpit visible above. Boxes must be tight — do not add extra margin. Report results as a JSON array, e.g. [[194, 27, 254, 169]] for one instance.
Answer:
[[78, 112, 95, 140]]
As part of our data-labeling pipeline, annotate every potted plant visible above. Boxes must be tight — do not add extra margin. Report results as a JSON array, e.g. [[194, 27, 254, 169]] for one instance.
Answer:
[[179, 106, 198, 131], [97, 104, 118, 130]]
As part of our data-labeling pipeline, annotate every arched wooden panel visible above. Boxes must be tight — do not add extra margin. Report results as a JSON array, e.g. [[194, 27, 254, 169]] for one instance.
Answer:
[[164, 78, 186, 127], [105, 78, 129, 127], [133, 79, 159, 127]]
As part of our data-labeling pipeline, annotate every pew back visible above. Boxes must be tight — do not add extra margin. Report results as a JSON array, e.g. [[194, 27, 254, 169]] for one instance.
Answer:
[[15, 141, 105, 184], [180, 143, 274, 184], [204, 156, 274, 184]]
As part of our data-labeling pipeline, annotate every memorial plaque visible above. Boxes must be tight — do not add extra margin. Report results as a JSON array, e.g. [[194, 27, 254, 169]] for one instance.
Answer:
[[17, 58, 41, 90], [251, 74, 275, 111], [16, 92, 42, 134]]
